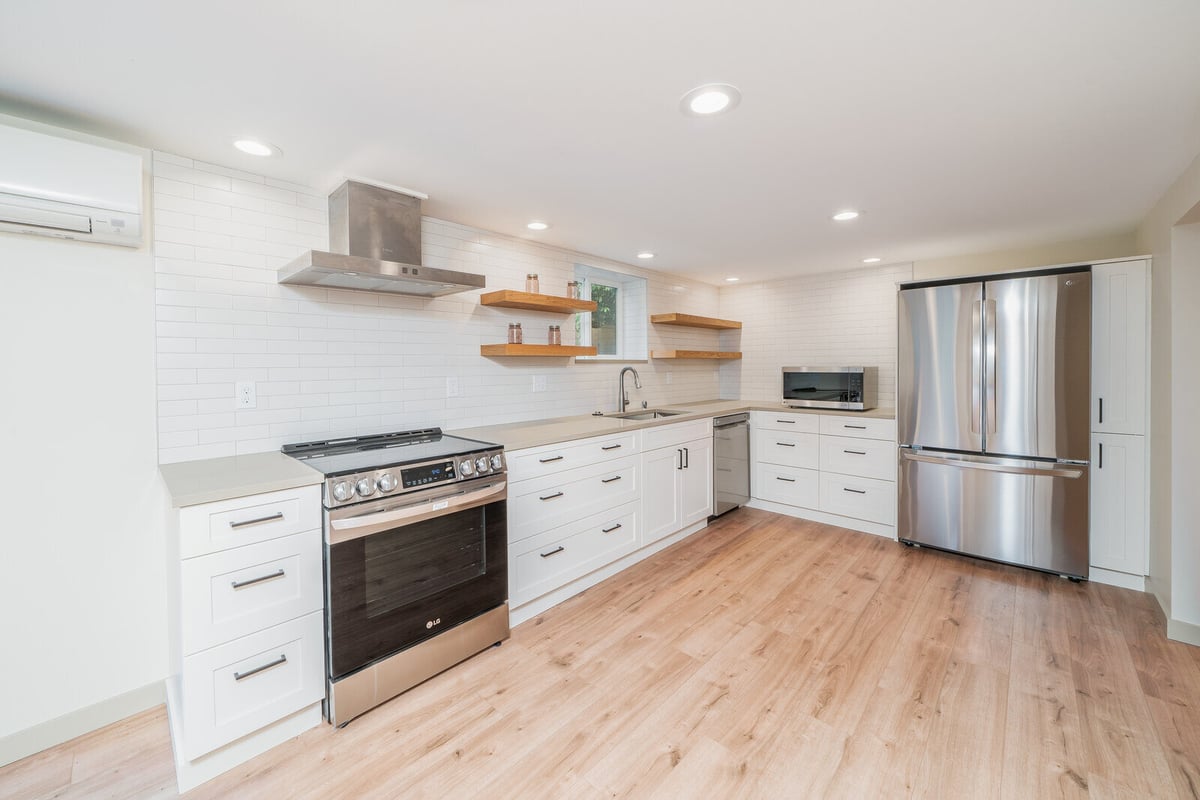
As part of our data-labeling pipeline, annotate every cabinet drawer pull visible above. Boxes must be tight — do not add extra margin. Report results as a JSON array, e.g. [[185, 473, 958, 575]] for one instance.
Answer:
[[540, 546, 565, 558], [600, 443, 623, 451], [539, 491, 564, 501], [230, 569, 286, 590], [776, 476, 796, 483], [843, 449, 867, 456], [538, 455, 564, 464], [776, 442, 796, 447], [229, 511, 284, 529], [234, 654, 287, 681], [601, 475, 622, 484], [1099, 397, 1104, 425], [843, 424, 867, 430], [776, 419, 796, 424], [1099, 442, 1103, 469], [843, 487, 867, 494], [602, 523, 623, 533]]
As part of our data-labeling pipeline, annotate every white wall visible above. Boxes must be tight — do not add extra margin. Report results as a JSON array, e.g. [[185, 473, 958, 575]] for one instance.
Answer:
[[0, 123, 170, 759], [911, 231, 1141, 281], [152, 154, 725, 462], [716, 263, 913, 407]]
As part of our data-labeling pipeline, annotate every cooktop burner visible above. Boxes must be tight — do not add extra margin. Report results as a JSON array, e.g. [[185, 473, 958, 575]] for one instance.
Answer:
[[282, 428, 505, 508]]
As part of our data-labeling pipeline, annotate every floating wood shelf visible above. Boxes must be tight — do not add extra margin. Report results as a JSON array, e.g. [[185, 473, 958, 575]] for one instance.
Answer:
[[651, 350, 743, 360], [481, 344, 598, 357], [481, 290, 597, 314], [650, 313, 742, 330]]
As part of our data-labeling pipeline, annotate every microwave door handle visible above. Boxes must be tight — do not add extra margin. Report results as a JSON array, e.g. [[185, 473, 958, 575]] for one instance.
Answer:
[[970, 300, 982, 435], [328, 481, 507, 544]]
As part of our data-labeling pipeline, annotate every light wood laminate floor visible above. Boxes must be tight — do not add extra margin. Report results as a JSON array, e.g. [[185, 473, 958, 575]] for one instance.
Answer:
[[4, 508, 1200, 799]]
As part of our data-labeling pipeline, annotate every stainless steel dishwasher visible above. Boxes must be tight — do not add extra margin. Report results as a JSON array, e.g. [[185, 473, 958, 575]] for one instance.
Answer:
[[712, 412, 750, 516]]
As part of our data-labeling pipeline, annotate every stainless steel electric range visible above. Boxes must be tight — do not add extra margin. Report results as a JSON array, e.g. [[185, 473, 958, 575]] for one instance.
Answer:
[[282, 428, 510, 727]]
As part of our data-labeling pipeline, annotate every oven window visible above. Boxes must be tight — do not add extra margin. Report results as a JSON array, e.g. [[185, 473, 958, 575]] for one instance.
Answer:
[[364, 509, 485, 616]]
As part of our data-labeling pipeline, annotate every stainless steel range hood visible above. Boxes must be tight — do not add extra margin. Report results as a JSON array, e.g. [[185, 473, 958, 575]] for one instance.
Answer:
[[277, 180, 485, 297]]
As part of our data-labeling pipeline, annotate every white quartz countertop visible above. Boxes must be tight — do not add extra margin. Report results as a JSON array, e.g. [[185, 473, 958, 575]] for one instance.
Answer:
[[451, 399, 896, 451], [158, 400, 894, 505], [159, 451, 323, 508]]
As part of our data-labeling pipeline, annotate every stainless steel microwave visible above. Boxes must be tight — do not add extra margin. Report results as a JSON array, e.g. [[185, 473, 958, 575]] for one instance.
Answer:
[[782, 366, 878, 411]]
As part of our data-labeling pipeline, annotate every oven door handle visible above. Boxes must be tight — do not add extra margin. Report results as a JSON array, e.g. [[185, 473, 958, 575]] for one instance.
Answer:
[[328, 481, 507, 544]]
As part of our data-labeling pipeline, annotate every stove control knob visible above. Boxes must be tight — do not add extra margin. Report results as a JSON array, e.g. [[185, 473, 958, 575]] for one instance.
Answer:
[[460, 459, 474, 476], [490, 454, 504, 471], [355, 478, 375, 497], [331, 481, 353, 502], [475, 456, 490, 473], [377, 473, 398, 493]]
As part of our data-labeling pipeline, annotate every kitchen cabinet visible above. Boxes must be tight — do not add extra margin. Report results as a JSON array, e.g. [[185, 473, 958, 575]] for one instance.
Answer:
[[750, 410, 897, 538], [166, 484, 324, 792], [1088, 258, 1150, 588], [1090, 433, 1147, 578], [642, 435, 713, 545], [1092, 259, 1148, 435]]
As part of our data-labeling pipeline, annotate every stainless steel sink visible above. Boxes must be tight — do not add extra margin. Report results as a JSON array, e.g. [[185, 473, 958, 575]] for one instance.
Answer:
[[609, 409, 686, 420]]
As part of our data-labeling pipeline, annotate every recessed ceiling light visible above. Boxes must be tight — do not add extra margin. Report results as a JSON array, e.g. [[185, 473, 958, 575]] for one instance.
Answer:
[[636, 251, 655, 260], [862, 257, 882, 264], [681, 84, 742, 116], [526, 221, 549, 231], [233, 138, 278, 157], [832, 210, 860, 222], [725, 277, 740, 282]]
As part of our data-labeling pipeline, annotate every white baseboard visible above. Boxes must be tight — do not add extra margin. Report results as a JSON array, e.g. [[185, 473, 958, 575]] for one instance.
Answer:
[[510, 520, 709, 627], [747, 498, 896, 539], [1167, 617, 1200, 647], [0, 680, 165, 768], [1088, 566, 1147, 591], [166, 675, 322, 794]]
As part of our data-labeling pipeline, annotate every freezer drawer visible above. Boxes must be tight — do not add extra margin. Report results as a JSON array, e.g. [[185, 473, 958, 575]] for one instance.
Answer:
[[898, 449, 1089, 578]]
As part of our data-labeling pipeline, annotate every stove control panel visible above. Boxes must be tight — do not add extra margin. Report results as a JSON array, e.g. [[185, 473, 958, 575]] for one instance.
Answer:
[[322, 448, 505, 508]]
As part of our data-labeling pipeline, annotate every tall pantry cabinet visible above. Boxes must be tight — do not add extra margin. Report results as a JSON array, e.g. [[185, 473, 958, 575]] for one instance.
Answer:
[[1089, 258, 1150, 588]]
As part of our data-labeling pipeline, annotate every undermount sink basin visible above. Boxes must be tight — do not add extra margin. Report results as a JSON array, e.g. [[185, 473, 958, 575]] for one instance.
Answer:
[[609, 409, 685, 421]]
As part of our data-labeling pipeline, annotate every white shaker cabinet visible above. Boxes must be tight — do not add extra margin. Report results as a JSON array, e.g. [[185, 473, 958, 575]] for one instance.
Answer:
[[1088, 258, 1151, 588], [642, 433, 714, 546], [1092, 259, 1148, 435], [1090, 433, 1147, 576]]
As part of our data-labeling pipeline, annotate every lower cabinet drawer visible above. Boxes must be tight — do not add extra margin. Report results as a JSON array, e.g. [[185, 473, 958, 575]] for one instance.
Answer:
[[180, 611, 324, 760], [819, 435, 896, 481], [754, 429, 819, 470], [754, 463, 819, 508], [508, 457, 639, 542], [180, 530, 323, 656], [818, 472, 896, 525], [180, 485, 321, 559], [510, 502, 639, 606]]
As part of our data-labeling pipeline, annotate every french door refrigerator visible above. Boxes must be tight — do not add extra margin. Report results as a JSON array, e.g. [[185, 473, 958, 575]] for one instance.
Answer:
[[897, 268, 1091, 578]]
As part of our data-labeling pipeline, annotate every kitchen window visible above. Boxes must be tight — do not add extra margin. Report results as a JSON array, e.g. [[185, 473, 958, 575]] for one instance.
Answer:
[[574, 264, 647, 360]]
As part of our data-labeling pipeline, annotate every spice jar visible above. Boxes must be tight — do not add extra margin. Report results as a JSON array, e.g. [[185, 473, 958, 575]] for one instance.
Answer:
[[525, 273, 540, 293], [566, 280, 580, 299], [507, 323, 518, 344], [549, 324, 561, 346], [513, 322, 523, 344]]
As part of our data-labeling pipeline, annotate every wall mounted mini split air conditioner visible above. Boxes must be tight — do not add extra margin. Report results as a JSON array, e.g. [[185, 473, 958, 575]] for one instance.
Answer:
[[0, 122, 143, 247]]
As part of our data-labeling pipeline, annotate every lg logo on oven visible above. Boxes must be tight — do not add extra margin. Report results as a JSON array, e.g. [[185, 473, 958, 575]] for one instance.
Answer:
[[425, 618, 442, 629]]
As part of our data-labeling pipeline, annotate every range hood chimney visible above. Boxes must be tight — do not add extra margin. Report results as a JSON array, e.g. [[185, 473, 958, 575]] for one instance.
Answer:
[[277, 180, 486, 297]]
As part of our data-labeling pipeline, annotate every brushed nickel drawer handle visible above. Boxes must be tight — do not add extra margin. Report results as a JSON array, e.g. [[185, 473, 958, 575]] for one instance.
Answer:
[[843, 424, 867, 430], [230, 569, 285, 590], [229, 512, 284, 529], [538, 455, 564, 463], [601, 475, 622, 484], [843, 449, 867, 455], [602, 523, 623, 533], [234, 654, 287, 681], [539, 491, 564, 501], [776, 442, 796, 447], [540, 546, 565, 558], [601, 443, 622, 451], [776, 477, 796, 482], [843, 487, 867, 494]]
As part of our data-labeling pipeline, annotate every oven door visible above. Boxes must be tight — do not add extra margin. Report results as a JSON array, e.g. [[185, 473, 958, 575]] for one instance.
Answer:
[[325, 478, 507, 681]]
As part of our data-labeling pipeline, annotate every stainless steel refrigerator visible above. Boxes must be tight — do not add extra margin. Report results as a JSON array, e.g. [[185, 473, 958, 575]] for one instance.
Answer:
[[897, 268, 1091, 578]]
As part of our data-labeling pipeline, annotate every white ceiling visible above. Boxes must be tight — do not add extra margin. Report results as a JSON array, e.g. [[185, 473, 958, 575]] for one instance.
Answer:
[[2, 0, 1199, 284]]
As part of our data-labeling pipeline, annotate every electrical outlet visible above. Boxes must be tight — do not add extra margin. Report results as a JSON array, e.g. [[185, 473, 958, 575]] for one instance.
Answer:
[[235, 381, 257, 409], [446, 376, 460, 398], [666, 371, 673, 385], [532, 375, 547, 393]]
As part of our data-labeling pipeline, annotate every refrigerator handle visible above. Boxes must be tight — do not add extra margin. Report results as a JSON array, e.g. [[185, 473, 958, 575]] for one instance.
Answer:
[[984, 298, 998, 435], [971, 300, 982, 435], [900, 449, 1085, 479]]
